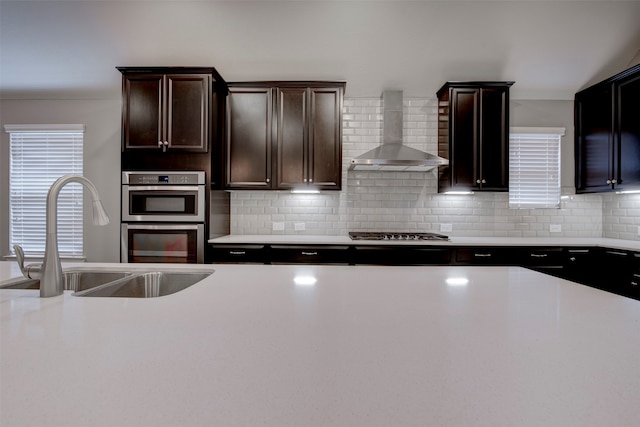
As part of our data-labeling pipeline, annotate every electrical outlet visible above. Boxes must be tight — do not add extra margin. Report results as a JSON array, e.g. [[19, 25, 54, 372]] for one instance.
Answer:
[[272, 222, 285, 231], [440, 223, 453, 232], [294, 223, 305, 231], [550, 224, 562, 233]]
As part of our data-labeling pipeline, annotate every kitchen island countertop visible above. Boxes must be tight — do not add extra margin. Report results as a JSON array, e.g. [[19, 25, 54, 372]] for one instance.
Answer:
[[1, 261, 639, 426]]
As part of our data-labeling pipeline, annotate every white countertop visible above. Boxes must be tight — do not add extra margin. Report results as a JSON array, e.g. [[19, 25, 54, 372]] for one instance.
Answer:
[[209, 234, 640, 251], [1, 261, 639, 426]]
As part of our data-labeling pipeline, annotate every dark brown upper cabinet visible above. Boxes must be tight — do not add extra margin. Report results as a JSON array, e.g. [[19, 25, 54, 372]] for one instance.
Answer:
[[437, 81, 514, 193], [225, 81, 345, 191], [225, 86, 273, 188], [575, 64, 640, 193], [118, 67, 225, 153]]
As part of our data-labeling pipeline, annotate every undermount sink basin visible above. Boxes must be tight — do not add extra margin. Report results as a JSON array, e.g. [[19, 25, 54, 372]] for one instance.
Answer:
[[72, 271, 211, 298], [0, 270, 132, 291]]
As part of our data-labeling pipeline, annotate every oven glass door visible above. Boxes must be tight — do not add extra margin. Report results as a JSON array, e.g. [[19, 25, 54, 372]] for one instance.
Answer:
[[122, 185, 205, 222], [121, 224, 204, 263]]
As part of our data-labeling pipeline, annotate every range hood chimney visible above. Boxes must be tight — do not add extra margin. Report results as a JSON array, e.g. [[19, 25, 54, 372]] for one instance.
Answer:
[[349, 90, 449, 172]]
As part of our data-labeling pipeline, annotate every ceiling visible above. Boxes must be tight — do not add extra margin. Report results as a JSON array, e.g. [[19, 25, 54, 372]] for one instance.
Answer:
[[1, 0, 639, 100]]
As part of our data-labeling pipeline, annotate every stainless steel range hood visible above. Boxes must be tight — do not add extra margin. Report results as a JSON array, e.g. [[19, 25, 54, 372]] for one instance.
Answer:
[[349, 90, 449, 172]]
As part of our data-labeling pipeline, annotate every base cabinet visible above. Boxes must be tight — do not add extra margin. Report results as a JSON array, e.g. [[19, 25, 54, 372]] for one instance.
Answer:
[[353, 246, 451, 265], [269, 245, 351, 265], [210, 245, 267, 264], [207, 242, 639, 301], [455, 247, 520, 265], [561, 248, 597, 285]]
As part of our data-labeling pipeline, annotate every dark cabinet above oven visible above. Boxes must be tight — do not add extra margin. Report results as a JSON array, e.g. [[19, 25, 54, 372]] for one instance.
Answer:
[[118, 67, 226, 153]]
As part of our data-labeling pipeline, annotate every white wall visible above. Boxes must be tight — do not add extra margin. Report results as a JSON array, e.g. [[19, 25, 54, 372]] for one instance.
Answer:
[[2, 1, 640, 99], [0, 98, 122, 262]]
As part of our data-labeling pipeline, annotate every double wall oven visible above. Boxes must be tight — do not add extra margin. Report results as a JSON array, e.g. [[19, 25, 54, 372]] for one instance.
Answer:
[[121, 171, 206, 263]]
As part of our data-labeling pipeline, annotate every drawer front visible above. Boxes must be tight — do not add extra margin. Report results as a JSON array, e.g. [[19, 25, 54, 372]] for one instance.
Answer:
[[210, 245, 267, 264], [455, 248, 519, 265], [522, 248, 565, 266], [354, 246, 451, 265], [269, 245, 351, 265]]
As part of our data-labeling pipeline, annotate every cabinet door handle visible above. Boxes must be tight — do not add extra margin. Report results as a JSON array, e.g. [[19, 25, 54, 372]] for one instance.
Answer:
[[612, 179, 618, 184], [266, 178, 270, 183], [229, 250, 246, 256], [476, 179, 486, 184], [606, 251, 627, 257], [530, 253, 548, 258], [301, 251, 318, 256], [482, 179, 486, 184], [476, 179, 481, 184], [474, 253, 492, 258]]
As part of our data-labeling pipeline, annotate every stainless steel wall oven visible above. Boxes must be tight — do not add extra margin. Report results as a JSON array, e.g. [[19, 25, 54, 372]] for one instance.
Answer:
[[121, 171, 206, 263]]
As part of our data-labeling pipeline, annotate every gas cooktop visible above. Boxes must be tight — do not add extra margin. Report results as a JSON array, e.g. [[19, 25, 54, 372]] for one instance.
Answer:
[[348, 232, 450, 241]]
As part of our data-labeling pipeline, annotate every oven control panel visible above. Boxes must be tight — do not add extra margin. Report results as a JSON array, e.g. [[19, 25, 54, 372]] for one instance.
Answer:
[[122, 171, 205, 185]]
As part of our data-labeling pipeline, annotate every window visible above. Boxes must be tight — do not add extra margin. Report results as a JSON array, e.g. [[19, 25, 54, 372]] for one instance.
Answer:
[[5, 124, 84, 257], [509, 127, 564, 209]]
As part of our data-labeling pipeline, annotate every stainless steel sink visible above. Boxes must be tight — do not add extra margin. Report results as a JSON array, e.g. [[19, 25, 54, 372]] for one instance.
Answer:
[[0, 270, 132, 291], [72, 271, 211, 298]]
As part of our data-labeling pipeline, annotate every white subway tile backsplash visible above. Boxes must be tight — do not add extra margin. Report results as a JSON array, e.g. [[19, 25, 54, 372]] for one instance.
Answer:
[[228, 97, 623, 238]]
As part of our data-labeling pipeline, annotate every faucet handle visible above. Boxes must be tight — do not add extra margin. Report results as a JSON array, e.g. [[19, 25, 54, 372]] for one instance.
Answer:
[[13, 244, 41, 279]]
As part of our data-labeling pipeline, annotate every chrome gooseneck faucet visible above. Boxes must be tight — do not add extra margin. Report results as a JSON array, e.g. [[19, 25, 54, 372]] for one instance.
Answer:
[[14, 175, 109, 297]]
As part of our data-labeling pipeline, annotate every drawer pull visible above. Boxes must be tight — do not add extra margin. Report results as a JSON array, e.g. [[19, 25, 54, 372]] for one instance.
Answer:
[[530, 254, 548, 258], [606, 251, 627, 257], [474, 253, 492, 258], [631, 282, 638, 287], [301, 251, 318, 256], [229, 250, 246, 256]]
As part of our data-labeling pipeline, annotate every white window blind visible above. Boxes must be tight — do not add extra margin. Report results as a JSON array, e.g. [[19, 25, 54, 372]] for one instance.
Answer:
[[5, 124, 85, 257], [509, 127, 564, 209]]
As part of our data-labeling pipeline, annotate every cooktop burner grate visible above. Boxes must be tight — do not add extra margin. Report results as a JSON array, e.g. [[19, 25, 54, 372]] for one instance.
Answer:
[[348, 232, 450, 241]]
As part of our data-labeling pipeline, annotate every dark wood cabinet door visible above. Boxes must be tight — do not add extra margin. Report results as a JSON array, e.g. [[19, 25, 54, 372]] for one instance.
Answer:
[[309, 87, 342, 189], [575, 84, 614, 193], [225, 87, 273, 188], [122, 74, 163, 150], [479, 87, 509, 190], [166, 74, 209, 152], [225, 81, 344, 191], [450, 88, 479, 189], [616, 72, 640, 189], [276, 87, 308, 189]]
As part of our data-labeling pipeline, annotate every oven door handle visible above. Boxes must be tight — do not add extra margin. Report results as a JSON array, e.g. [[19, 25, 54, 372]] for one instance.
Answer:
[[125, 185, 202, 193], [123, 223, 202, 231]]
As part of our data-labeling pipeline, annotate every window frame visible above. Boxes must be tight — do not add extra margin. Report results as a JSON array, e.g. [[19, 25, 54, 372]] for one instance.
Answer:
[[5, 124, 85, 258], [508, 127, 565, 210]]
